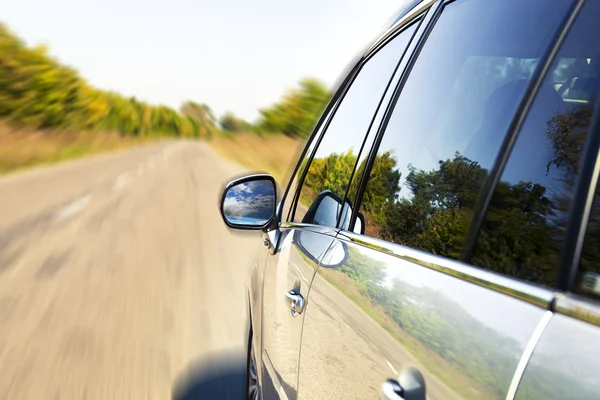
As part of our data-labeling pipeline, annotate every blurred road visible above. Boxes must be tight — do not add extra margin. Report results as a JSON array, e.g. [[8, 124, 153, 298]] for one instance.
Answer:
[[0, 141, 258, 399]]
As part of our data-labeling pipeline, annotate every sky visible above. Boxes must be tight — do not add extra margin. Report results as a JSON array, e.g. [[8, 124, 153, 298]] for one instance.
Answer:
[[0, 0, 406, 121]]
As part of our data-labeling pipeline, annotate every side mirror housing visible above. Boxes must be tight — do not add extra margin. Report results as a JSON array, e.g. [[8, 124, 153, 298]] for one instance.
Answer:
[[302, 189, 365, 235], [220, 174, 277, 231]]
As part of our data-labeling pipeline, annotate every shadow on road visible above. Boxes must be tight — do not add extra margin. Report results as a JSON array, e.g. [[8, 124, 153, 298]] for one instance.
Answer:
[[172, 350, 246, 400]]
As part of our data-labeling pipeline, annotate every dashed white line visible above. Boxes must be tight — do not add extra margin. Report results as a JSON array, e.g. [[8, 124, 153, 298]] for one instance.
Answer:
[[53, 195, 91, 223], [386, 360, 399, 376]]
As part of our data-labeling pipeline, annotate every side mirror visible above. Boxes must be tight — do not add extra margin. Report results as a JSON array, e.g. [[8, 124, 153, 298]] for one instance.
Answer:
[[302, 190, 365, 235], [220, 174, 276, 230]]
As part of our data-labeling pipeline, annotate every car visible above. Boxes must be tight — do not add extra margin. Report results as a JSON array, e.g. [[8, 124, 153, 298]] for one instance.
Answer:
[[220, 0, 600, 398]]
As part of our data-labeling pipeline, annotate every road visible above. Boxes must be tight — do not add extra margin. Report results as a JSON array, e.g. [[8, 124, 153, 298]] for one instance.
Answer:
[[0, 141, 259, 399]]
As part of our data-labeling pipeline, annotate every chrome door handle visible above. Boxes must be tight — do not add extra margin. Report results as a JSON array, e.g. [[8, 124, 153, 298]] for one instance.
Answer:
[[285, 290, 305, 317]]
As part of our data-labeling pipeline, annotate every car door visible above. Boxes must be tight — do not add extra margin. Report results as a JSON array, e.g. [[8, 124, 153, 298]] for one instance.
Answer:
[[512, 3, 600, 398], [297, 0, 580, 398], [258, 21, 420, 400]]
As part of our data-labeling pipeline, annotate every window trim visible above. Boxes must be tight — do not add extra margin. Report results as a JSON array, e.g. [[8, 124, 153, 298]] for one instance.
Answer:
[[338, 18, 425, 230], [279, 62, 361, 224], [287, 15, 429, 226], [555, 292, 600, 327], [348, 0, 444, 231], [335, 229, 556, 309]]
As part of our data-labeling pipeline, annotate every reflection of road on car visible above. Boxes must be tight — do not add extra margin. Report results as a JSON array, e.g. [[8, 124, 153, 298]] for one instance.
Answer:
[[220, 0, 600, 399]]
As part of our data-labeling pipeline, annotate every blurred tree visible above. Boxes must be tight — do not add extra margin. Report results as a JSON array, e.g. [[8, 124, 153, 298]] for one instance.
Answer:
[[0, 22, 207, 138], [219, 112, 253, 132], [181, 101, 218, 138], [258, 78, 331, 138]]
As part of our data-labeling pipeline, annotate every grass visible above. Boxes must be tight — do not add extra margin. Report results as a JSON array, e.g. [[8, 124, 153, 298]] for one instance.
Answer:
[[0, 121, 150, 174], [208, 132, 304, 182], [316, 267, 497, 400]]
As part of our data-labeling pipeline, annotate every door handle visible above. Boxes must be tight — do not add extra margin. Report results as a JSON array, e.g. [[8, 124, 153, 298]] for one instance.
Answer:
[[285, 290, 305, 317], [380, 367, 426, 400]]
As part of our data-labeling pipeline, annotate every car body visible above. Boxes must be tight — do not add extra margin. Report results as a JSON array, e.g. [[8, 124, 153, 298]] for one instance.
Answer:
[[221, 0, 600, 399]]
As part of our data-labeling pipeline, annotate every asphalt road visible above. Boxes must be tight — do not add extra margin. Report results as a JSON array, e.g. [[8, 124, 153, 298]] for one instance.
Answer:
[[0, 141, 259, 399]]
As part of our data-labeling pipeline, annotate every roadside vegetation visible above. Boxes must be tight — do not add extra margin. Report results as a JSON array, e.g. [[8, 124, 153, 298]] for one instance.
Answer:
[[0, 121, 148, 173], [0, 22, 330, 174]]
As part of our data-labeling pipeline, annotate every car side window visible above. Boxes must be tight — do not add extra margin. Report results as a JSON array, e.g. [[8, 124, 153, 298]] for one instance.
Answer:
[[357, 0, 571, 262], [472, 2, 599, 287], [292, 23, 418, 228]]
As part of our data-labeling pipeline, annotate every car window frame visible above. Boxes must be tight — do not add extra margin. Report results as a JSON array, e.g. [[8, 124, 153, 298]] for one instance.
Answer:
[[277, 62, 361, 224], [285, 15, 428, 229], [348, 0, 583, 290]]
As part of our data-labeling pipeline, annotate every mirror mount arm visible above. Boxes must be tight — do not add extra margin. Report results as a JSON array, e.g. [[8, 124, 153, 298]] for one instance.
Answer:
[[262, 202, 282, 254]]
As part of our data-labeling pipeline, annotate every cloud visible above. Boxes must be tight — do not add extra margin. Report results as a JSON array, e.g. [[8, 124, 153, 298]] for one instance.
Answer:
[[230, 183, 253, 195], [223, 192, 274, 219]]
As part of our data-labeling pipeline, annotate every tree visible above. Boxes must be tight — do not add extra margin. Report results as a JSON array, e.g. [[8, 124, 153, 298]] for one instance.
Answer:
[[181, 101, 218, 138], [258, 78, 331, 138], [219, 112, 253, 132], [0, 22, 203, 138]]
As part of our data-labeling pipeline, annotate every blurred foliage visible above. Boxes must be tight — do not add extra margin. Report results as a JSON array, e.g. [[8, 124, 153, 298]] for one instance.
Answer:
[[0, 22, 332, 145], [0, 23, 214, 138], [218, 112, 254, 133], [257, 78, 331, 138]]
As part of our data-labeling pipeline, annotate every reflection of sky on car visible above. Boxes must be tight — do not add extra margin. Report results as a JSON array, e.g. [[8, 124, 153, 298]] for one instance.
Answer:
[[223, 181, 274, 220], [354, 245, 539, 346]]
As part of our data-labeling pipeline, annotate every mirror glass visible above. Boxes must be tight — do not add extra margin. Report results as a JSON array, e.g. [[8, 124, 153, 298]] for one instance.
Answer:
[[222, 178, 275, 228]]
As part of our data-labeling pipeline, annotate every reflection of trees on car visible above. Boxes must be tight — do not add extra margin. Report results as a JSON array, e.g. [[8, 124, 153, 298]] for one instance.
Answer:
[[303, 104, 595, 289], [313, 101, 596, 395]]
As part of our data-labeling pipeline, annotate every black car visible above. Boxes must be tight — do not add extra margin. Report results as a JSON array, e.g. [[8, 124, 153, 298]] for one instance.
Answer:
[[221, 0, 600, 398]]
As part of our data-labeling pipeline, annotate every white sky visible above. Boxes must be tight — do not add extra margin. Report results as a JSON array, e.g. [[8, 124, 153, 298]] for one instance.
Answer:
[[0, 0, 406, 121]]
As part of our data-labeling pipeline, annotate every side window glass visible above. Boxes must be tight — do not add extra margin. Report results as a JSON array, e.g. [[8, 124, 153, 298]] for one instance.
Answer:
[[293, 23, 417, 228], [472, 3, 599, 286], [358, 0, 571, 262]]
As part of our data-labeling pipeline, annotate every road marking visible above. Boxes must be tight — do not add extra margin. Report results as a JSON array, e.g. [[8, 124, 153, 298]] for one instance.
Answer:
[[53, 195, 91, 223], [386, 360, 399, 376], [113, 173, 131, 190]]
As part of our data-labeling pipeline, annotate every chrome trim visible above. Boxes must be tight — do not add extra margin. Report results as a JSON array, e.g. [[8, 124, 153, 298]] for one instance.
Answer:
[[337, 230, 556, 308], [505, 311, 553, 400], [366, 0, 436, 57], [279, 222, 340, 237], [554, 292, 600, 327]]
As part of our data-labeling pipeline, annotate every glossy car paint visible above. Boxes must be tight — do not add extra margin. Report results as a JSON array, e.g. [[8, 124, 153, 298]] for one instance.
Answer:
[[238, 0, 600, 399]]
